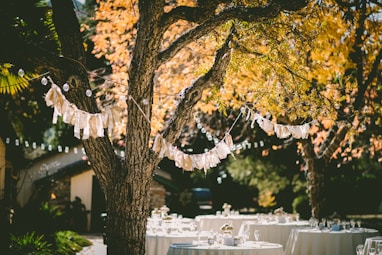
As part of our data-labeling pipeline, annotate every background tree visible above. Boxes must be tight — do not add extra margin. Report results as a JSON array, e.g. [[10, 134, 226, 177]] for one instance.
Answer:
[[204, 0, 382, 218]]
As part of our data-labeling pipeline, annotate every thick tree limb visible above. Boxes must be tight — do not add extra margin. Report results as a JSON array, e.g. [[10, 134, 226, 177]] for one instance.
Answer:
[[159, 0, 309, 65], [160, 26, 234, 144]]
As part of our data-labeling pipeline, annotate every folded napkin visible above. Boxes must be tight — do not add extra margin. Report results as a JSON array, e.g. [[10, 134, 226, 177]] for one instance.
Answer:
[[172, 242, 197, 247], [331, 224, 340, 231]]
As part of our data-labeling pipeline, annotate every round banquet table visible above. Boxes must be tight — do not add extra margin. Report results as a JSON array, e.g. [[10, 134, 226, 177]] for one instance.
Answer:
[[167, 241, 283, 255], [195, 215, 258, 236], [146, 231, 209, 255], [238, 220, 309, 249], [284, 228, 380, 255]]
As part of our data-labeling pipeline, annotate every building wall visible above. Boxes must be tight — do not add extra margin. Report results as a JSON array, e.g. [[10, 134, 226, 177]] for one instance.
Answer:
[[70, 169, 167, 231], [17, 146, 87, 208]]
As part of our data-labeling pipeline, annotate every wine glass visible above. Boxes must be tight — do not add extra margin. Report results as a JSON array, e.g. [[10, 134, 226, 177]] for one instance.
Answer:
[[242, 228, 249, 243], [350, 220, 356, 229], [369, 247, 376, 255], [356, 244, 364, 255], [254, 229, 260, 242], [321, 218, 327, 228]]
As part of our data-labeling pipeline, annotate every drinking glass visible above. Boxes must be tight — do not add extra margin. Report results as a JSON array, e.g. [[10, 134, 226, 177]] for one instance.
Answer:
[[197, 231, 201, 245], [350, 220, 356, 229], [356, 244, 364, 255], [254, 229, 260, 242], [295, 213, 300, 222], [241, 224, 249, 244], [370, 247, 376, 255]]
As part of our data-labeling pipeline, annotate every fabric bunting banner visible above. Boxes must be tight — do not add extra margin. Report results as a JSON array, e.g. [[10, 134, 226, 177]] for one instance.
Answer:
[[152, 133, 235, 173], [45, 83, 121, 139], [243, 107, 311, 139]]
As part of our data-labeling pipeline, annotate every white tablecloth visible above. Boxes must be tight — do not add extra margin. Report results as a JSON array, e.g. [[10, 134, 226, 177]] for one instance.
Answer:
[[146, 231, 209, 255], [238, 221, 309, 249], [284, 228, 380, 255], [195, 215, 258, 235], [167, 241, 283, 255]]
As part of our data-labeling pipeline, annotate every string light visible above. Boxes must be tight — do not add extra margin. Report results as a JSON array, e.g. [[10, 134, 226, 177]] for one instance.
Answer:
[[194, 113, 263, 152], [85, 89, 92, 97], [2, 137, 128, 157], [63, 83, 70, 92], [18, 69, 25, 77]]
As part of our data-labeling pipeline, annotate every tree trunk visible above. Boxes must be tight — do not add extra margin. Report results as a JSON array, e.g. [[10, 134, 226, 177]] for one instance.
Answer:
[[105, 172, 153, 254], [302, 127, 353, 219], [301, 139, 328, 219]]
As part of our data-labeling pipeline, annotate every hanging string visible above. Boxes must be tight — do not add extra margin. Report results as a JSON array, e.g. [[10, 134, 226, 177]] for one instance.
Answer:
[[227, 110, 243, 134], [128, 95, 151, 123], [6, 70, 338, 140]]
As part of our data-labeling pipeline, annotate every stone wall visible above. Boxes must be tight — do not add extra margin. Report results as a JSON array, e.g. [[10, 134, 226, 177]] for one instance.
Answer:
[[149, 181, 167, 210]]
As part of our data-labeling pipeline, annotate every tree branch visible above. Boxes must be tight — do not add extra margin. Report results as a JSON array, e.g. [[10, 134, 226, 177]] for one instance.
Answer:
[[322, 124, 350, 161], [158, 2, 283, 65], [50, 0, 123, 185], [355, 47, 382, 109], [160, 26, 235, 143], [334, 0, 357, 8]]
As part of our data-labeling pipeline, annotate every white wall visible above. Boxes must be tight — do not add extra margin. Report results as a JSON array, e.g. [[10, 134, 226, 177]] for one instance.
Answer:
[[70, 170, 94, 231], [17, 146, 87, 207]]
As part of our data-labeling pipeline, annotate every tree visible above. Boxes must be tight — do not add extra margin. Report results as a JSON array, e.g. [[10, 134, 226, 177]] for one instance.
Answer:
[[1, 0, 311, 254], [294, 0, 382, 218], [3, 0, 381, 254]]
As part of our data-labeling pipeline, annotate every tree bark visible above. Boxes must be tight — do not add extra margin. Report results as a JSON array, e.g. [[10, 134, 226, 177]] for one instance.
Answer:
[[301, 139, 327, 218]]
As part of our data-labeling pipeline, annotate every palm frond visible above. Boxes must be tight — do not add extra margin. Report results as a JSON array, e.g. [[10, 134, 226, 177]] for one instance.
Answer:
[[0, 63, 37, 95]]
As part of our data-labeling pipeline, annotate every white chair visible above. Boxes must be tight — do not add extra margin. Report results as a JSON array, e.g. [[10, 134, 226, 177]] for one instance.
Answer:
[[363, 236, 382, 255]]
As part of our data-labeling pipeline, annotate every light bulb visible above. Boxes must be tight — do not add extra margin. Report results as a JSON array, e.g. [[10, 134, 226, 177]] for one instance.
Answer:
[[86, 89, 92, 97], [63, 83, 70, 92], [41, 77, 48, 85], [18, 69, 25, 77]]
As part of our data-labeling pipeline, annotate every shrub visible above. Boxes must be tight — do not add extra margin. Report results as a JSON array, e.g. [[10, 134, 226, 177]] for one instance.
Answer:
[[54, 230, 92, 255], [9, 232, 52, 255], [292, 195, 311, 219]]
